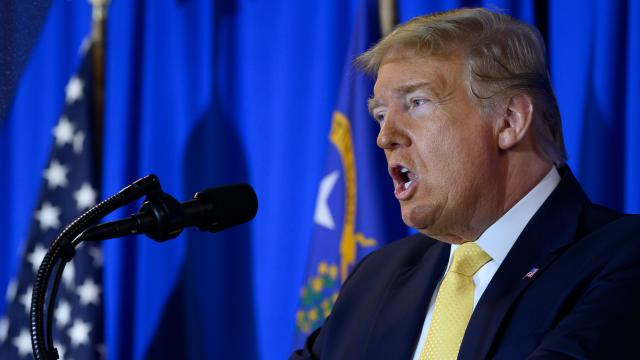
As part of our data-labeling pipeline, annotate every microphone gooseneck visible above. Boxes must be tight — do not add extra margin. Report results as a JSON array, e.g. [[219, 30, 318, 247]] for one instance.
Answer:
[[31, 175, 258, 360], [82, 183, 258, 242]]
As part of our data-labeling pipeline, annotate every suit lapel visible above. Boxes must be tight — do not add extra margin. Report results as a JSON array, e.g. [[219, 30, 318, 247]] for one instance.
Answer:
[[458, 169, 590, 360], [364, 239, 450, 359]]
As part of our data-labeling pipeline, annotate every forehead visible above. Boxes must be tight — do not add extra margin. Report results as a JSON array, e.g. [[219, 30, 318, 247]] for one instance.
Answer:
[[373, 49, 465, 98]]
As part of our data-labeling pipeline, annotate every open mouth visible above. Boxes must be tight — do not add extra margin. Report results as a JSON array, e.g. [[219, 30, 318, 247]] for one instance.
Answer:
[[391, 164, 418, 198]]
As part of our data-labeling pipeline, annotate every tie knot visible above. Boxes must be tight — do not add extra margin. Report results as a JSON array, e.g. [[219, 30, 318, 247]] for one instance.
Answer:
[[449, 242, 492, 277]]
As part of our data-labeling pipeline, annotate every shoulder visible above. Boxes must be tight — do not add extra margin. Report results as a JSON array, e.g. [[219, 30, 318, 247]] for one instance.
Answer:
[[305, 233, 442, 358], [579, 202, 638, 234], [577, 203, 640, 249], [348, 233, 438, 279], [333, 233, 440, 307], [521, 211, 640, 358]]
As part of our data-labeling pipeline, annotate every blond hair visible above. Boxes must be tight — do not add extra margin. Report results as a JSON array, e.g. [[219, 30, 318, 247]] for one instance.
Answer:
[[357, 8, 567, 165]]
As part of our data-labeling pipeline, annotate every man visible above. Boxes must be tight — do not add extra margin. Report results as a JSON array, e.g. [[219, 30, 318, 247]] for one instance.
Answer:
[[291, 8, 640, 360]]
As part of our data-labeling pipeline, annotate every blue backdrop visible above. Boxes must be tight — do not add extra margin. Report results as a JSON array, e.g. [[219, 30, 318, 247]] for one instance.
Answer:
[[0, 0, 638, 359]]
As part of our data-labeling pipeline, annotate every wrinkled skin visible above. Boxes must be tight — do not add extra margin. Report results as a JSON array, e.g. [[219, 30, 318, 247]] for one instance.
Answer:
[[370, 50, 547, 244]]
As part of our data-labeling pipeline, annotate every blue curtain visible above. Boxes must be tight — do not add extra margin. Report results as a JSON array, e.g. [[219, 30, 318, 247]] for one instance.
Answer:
[[0, 1, 638, 359], [0, 0, 53, 121], [550, 0, 640, 213], [102, 1, 361, 359]]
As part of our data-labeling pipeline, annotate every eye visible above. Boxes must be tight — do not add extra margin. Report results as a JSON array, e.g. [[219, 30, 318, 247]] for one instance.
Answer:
[[373, 111, 386, 124], [410, 98, 427, 107], [370, 106, 387, 124]]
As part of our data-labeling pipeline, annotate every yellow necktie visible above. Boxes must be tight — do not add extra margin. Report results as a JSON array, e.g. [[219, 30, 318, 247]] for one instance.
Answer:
[[420, 242, 492, 360]]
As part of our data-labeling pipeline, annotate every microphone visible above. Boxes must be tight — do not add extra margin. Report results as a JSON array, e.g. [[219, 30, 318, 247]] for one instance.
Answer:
[[83, 184, 258, 242]]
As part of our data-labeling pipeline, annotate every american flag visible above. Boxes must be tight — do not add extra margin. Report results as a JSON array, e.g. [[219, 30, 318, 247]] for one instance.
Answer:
[[0, 42, 105, 359], [523, 267, 540, 280]]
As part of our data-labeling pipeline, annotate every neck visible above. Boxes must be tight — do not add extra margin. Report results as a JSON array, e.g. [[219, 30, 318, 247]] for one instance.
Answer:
[[502, 158, 552, 211], [433, 155, 553, 244]]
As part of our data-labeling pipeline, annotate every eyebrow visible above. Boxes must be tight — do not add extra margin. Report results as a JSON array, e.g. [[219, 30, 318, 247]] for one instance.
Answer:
[[367, 98, 382, 115], [396, 81, 432, 95], [367, 81, 433, 115]]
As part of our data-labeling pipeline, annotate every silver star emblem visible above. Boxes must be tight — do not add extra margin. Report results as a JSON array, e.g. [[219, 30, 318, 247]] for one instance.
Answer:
[[314, 170, 340, 229]]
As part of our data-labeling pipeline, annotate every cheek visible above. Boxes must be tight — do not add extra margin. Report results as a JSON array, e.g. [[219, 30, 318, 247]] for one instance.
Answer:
[[421, 121, 493, 188], [445, 125, 497, 198], [418, 123, 463, 174]]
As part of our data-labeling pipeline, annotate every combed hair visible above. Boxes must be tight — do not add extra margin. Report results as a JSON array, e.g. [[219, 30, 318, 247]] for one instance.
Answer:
[[356, 8, 567, 165]]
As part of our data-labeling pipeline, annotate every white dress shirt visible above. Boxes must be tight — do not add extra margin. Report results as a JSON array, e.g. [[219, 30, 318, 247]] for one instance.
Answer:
[[411, 167, 561, 359]]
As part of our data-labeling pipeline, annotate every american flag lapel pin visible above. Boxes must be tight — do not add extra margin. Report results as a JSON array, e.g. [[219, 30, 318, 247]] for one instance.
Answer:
[[523, 267, 539, 280]]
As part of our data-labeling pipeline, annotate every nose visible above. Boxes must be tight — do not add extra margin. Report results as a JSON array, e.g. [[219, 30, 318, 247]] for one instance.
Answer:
[[376, 113, 411, 150]]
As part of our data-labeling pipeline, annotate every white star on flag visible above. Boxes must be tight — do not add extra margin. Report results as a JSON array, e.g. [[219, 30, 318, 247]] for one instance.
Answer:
[[54, 341, 67, 360], [65, 76, 84, 103], [34, 201, 61, 231], [79, 36, 91, 55], [26, 244, 47, 274], [18, 287, 32, 315], [68, 319, 91, 347], [314, 170, 340, 229], [0, 318, 8, 342], [5, 279, 17, 302], [77, 278, 101, 306], [52, 116, 75, 147], [97, 343, 107, 358], [62, 261, 76, 288], [12, 328, 32, 357], [55, 300, 72, 328], [0, 42, 104, 359], [43, 159, 69, 189], [73, 130, 85, 154], [88, 247, 103, 267], [74, 182, 98, 210]]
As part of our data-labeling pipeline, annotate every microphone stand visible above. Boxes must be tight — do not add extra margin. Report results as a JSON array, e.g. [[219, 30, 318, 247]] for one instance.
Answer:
[[29, 174, 175, 360]]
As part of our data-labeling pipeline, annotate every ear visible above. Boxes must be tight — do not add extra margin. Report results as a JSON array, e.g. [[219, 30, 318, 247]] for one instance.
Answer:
[[496, 93, 534, 150]]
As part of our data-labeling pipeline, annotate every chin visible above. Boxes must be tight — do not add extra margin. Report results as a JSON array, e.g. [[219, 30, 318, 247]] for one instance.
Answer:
[[401, 203, 436, 231]]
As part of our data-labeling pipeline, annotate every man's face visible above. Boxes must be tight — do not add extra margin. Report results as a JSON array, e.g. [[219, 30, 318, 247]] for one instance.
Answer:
[[370, 51, 501, 242]]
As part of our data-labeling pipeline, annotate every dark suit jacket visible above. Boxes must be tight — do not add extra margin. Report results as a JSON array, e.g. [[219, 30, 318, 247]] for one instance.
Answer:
[[291, 169, 640, 359]]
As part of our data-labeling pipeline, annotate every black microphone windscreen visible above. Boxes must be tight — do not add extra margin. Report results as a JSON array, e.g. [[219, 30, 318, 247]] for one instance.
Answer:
[[193, 184, 258, 232]]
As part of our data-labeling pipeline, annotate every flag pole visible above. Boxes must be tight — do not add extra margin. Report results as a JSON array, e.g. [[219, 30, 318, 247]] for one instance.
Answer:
[[378, 0, 397, 36], [89, 0, 109, 168]]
